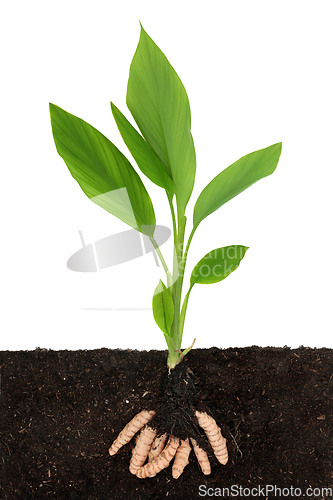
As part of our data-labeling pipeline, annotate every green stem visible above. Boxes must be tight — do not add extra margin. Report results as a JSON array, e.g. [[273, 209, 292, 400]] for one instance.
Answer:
[[178, 283, 194, 348], [167, 195, 178, 298], [167, 346, 182, 370], [178, 226, 196, 291], [173, 225, 197, 350], [183, 226, 196, 265], [149, 236, 170, 282], [160, 197, 198, 368], [168, 195, 178, 252], [172, 216, 187, 349]]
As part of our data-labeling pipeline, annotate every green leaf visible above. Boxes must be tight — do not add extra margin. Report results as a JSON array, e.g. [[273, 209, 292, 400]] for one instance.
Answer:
[[127, 25, 196, 220], [111, 102, 175, 197], [190, 245, 249, 285], [49, 103, 156, 236], [152, 280, 174, 336], [193, 143, 282, 230]]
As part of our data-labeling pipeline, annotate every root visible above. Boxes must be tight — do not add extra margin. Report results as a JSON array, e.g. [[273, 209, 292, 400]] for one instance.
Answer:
[[195, 411, 228, 465], [190, 437, 211, 475], [109, 410, 155, 456], [148, 433, 168, 461], [129, 426, 157, 475], [108, 361, 229, 479], [229, 423, 243, 458], [137, 436, 179, 478], [172, 438, 191, 479]]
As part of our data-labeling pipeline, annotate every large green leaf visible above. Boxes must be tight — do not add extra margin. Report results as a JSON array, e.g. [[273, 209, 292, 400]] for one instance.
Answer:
[[49, 103, 155, 236], [111, 102, 175, 198], [127, 25, 196, 220], [190, 245, 249, 285], [152, 280, 174, 336], [193, 143, 282, 230]]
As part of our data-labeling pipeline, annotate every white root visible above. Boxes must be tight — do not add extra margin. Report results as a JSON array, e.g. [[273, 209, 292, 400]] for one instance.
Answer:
[[195, 411, 228, 465], [148, 433, 168, 461], [109, 410, 155, 456], [109, 408, 228, 479], [190, 437, 211, 475], [172, 438, 191, 479], [129, 426, 157, 475], [137, 436, 179, 478]]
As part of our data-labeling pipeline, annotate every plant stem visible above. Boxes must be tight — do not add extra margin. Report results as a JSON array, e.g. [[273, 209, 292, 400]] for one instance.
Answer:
[[168, 195, 178, 258], [178, 226, 196, 291], [167, 346, 182, 369], [167, 195, 179, 298], [183, 226, 196, 265], [178, 283, 194, 348], [155, 197, 197, 368], [172, 216, 187, 349], [172, 225, 197, 352], [149, 236, 170, 277]]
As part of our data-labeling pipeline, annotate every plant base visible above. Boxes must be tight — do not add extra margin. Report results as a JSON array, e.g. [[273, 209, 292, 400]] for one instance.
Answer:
[[146, 360, 212, 453]]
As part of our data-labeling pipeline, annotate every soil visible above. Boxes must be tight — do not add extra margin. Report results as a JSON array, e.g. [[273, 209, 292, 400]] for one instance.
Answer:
[[0, 346, 332, 500]]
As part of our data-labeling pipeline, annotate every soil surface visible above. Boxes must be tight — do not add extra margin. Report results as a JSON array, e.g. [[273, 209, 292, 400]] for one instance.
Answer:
[[0, 346, 332, 499]]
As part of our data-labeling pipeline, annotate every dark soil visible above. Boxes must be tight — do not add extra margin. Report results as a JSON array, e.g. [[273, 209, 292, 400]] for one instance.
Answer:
[[0, 346, 332, 500]]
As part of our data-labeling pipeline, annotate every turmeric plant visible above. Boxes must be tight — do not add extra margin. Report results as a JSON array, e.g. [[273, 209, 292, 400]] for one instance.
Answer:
[[50, 24, 282, 479]]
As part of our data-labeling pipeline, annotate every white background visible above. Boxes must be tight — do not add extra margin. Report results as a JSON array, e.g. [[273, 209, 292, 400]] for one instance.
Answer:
[[1, 1, 332, 351]]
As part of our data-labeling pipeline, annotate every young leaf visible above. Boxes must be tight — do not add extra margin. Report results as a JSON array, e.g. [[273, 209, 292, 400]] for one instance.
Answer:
[[152, 280, 174, 336], [190, 245, 249, 285], [193, 143, 282, 230], [49, 103, 156, 236], [127, 25, 196, 220], [111, 102, 175, 197]]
